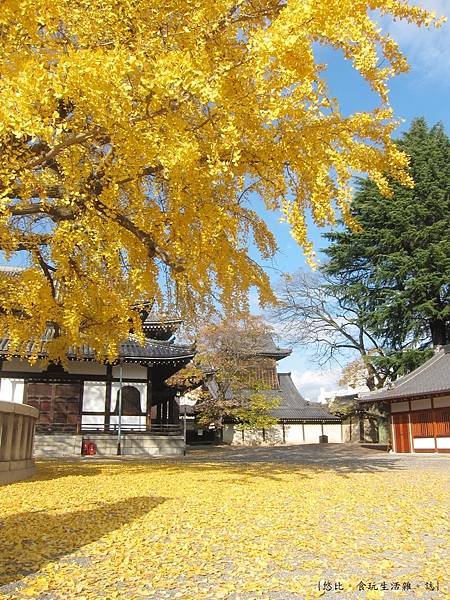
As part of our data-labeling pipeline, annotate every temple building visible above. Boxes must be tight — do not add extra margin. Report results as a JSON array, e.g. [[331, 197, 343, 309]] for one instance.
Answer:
[[360, 346, 450, 453], [193, 334, 343, 445], [0, 315, 195, 456]]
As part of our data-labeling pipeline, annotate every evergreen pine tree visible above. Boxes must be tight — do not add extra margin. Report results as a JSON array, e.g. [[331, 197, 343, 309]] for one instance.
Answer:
[[323, 118, 450, 376]]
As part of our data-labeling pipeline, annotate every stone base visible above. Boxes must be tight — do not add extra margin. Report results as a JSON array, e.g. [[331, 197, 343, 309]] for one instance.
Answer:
[[85, 434, 185, 457], [34, 434, 82, 457], [34, 433, 185, 457], [0, 460, 36, 485]]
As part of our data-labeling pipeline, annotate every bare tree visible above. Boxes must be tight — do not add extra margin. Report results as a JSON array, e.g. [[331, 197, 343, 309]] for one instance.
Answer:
[[270, 271, 389, 391]]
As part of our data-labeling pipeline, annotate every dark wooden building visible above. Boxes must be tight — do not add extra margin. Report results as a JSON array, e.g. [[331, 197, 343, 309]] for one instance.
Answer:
[[214, 334, 342, 445], [0, 316, 195, 436]]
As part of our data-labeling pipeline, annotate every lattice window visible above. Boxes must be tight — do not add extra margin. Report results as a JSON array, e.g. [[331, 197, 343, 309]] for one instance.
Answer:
[[435, 407, 450, 436], [411, 410, 434, 437]]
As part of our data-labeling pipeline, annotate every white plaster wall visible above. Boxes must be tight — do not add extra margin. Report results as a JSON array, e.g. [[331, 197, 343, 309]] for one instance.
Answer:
[[112, 364, 147, 380], [1, 358, 43, 373], [111, 382, 147, 413], [223, 423, 342, 445], [413, 437, 435, 450], [391, 401, 409, 413], [264, 426, 284, 444], [109, 415, 146, 430], [228, 427, 246, 445], [240, 429, 260, 445], [68, 362, 107, 376], [81, 415, 104, 426], [410, 398, 432, 411], [434, 396, 450, 408], [83, 382, 106, 412], [0, 378, 25, 403], [285, 424, 304, 444], [436, 437, 450, 449], [323, 424, 342, 443], [304, 424, 323, 443]]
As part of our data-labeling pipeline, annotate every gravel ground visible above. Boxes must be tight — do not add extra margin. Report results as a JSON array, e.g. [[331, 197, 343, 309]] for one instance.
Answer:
[[182, 443, 450, 472]]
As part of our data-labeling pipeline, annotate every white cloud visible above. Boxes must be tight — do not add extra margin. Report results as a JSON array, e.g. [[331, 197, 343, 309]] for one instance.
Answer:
[[383, 0, 450, 86], [290, 367, 344, 402]]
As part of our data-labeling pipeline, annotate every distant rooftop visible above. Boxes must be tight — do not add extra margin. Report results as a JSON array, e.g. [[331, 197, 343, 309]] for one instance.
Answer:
[[360, 345, 450, 402], [242, 333, 291, 360], [141, 314, 183, 340], [270, 373, 340, 422]]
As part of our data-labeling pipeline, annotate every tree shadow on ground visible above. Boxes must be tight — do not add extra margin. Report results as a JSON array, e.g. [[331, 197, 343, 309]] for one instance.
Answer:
[[30, 443, 447, 488], [173, 444, 417, 478], [0, 495, 165, 587], [141, 458, 405, 484], [30, 460, 107, 482]]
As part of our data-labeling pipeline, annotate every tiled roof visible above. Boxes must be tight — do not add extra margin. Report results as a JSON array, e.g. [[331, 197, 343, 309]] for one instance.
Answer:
[[219, 373, 340, 423], [360, 345, 450, 402], [0, 337, 195, 364], [142, 316, 183, 340], [243, 333, 291, 360], [271, 373, 340, 421]]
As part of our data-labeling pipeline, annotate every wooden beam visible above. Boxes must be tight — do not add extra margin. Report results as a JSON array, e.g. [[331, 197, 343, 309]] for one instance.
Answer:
[[146, 367, 152, 431]]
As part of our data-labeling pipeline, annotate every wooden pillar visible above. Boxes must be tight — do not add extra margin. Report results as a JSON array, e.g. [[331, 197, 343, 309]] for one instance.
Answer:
[[163, 398, 168, 424], [146, 367, 152, 431], [431, 396, 438, 452], [77, 380, 84, 434], [282, 422, 285, 444], [390, 413, 396, 453], [168, 393, 175, 424], [104, 365, 112, 432], [407, 405, 414, 453], [359, 413, 364, 442], [156, 399, 162, 423]]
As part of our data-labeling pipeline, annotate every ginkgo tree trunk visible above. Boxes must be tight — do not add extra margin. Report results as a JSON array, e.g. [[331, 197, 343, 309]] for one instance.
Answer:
[[0, 0, 441, 362]]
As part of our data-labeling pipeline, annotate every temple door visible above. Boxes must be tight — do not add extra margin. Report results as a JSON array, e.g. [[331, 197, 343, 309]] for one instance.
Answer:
[[392, 413, 411, 453], [25, 382, 82, 432]]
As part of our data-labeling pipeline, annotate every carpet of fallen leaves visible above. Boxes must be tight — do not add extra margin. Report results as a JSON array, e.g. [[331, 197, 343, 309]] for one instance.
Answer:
[[0, 460, 449, 599]]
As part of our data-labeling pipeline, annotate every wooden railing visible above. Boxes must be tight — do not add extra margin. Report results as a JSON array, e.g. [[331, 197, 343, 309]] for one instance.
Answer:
[[0, 401, 38, 485], [149, 424, 182, 435], [35, 423, 183, 435], [82, 424, 182, 435]]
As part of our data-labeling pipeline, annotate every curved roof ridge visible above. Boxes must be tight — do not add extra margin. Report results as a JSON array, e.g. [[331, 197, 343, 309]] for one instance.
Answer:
[[386, 349, 443, 390], [360, 347, 450, 402]]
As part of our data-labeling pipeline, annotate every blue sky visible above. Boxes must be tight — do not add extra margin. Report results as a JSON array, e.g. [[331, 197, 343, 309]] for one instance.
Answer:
[[253, 0, 450, 400]]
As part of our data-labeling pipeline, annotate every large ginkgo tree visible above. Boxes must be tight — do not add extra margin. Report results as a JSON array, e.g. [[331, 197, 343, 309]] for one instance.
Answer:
[[0, 0, 440, 361]]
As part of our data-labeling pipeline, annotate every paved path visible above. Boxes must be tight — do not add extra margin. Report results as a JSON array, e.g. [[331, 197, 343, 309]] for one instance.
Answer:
[[183, 443, 450, 472]]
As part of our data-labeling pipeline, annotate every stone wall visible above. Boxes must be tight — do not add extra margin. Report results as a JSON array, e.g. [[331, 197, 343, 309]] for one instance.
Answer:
[[222, 423, 343, 445], [0, 400, 38, 485]]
